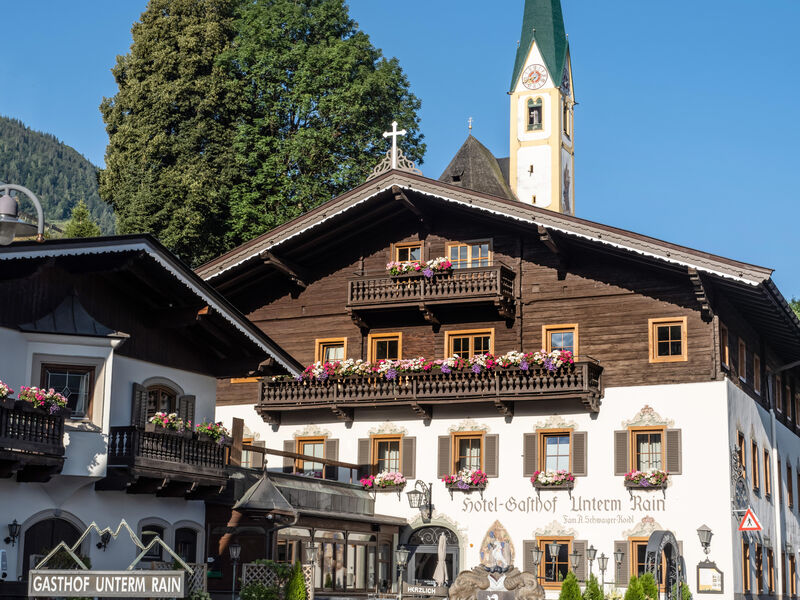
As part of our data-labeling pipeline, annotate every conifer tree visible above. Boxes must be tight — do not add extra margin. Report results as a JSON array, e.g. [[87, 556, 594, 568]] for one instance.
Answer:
[[639, 572, 658, 600], [99, 0, 242, 265], [558, 572, 581, 600], [224, 0, 425, 246], [624, 575, 644, 600], [63, 200, 102, 238], [285, 561, 307, 600], [583, 573, 603, 600]]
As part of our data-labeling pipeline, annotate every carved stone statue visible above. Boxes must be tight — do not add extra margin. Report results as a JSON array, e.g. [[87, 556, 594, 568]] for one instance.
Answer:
[[449, 565, 543, 600], [449, 566, 491, 600], [503, 567, 544, 600]]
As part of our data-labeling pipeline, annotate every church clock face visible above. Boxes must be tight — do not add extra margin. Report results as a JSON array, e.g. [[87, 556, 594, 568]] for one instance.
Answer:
[[522, 64, 548, 90]]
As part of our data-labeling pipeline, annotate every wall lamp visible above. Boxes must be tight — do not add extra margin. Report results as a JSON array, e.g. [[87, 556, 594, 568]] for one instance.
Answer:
[[96, 531, 111, 551], [697, 525, 713, 555], [4, 521, 20, 547], [406, 481, 433, 520]]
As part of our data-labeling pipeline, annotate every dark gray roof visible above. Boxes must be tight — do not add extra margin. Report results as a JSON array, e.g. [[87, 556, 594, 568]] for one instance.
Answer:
[[438, 136, 516, 201], [19, 294, 127, 338], [233, 471, 297, 517]]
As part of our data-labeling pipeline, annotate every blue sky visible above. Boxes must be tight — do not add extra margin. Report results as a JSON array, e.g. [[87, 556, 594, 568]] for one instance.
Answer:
[[1, 1, 799, 297]]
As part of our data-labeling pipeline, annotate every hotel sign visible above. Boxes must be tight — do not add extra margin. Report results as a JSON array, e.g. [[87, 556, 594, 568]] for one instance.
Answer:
[[28, 570, 185, 597]]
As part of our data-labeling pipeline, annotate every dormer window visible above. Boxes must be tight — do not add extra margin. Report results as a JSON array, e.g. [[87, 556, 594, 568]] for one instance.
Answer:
[[40, 364, 94, 418], [527, 98, 543, 131]]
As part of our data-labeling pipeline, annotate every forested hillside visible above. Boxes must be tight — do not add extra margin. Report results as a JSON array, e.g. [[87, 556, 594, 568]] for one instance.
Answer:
[[0, 116, 114, 233]]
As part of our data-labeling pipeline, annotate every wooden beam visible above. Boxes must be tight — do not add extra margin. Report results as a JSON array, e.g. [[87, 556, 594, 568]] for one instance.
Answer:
[[243, 444, 360, 471], [260, 251, 309, 289], [688, 268, 714, 322], [392, 185, 430, 229], [410, 402, 432, 420], [494, 399, 514, 418], [538, 225, 569, 279], [330, 405, 354, 423]]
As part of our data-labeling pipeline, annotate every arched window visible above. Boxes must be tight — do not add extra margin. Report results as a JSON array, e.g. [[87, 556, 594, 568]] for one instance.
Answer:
[[406, 527, 459, 585], [141, 525, 165, 561], [175, 527, 198, 563], [147, 385, 177, 417], [527, 98, 543, 131], [23, 518, 82, 580]]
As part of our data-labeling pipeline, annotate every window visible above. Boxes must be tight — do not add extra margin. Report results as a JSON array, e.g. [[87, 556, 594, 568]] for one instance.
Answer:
[[452, 432, 483, 472], [297, 437, 325, 475], [631, 539, 665, 586], [765, 450, 772, 498], [241, 437, 255, 469], [543, 324, 578, 357], [562, 101, 570, 136], [371, 435, 401, 473], [40, 364, 94, 417], [368, 333, 402, 362], [537, 537, 571, 586], [768, 548, 775, 594], [754, 354, 762, 394], [395, 242, 422, 263], [315, 338, 346, 363], [788, 463, 794, 508], [786, 384, 793, 420], [147, 385, 177, 417], [756, 544, 764, 594], [739, 340, 747, 381], [742, 538, 751, 593], [141, 525, 165, 561], [175, 527, 198, 563], [720, 324, 729, 367], [540, 431, 571, 472], [631, 428, 664, 471], [447, 240, 491, 269], [752, 441, 760, 492], [648, 317, 688, 363], [445, 329, 494, 359], [737, 431, 746, 477], [527, 98, 543, 131]]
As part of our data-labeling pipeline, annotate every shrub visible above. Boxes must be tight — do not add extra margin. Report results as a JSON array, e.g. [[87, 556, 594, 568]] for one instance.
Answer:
[[671, 582, 692, 600], [251, 559, 293, 582], [639, 573, 658, 600], [240, 582, 280, 600], [559, 572, 581, 600], [188, 592, 213, 600], [583, 574, 603, 600], [624, 576, 644, 600], [285, 561, 307, 600]]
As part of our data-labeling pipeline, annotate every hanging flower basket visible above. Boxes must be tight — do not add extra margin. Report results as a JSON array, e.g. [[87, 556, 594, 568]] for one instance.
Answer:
[[443, 469, 488, 493], [531, 470, 575, 491], [16, 386, 68, 415], [624, 470, 669, 490], [361, 471, 407, 492]]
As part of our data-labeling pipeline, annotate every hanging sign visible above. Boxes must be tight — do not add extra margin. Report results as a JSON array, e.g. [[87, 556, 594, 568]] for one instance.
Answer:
[[403, 582, 449, 597], [697, 561, 724, 593], [738, 508, 762, 531], [28, 570, 185, 598]]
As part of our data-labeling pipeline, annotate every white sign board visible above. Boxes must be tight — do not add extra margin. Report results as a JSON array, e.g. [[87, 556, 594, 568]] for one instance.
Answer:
[[28, 570, 185, 598], [697, 562, 724, 594]]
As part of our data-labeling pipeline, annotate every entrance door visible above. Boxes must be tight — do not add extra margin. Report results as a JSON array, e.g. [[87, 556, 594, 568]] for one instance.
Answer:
[[406, 527, 459, 586], [23, 518, 82, 579]]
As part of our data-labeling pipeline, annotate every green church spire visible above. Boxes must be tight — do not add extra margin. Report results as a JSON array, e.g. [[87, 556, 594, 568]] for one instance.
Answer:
[[509, 0, 568, 92]]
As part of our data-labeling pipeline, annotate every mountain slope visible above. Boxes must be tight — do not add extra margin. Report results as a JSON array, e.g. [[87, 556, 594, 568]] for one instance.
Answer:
[[0, 116, 114, 234]]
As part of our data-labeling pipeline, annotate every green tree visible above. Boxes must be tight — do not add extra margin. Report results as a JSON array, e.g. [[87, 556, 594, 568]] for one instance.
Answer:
[[558, 572, 581, 600], [638, 572, 658, 600], [285, 561, 307, 600], [624, 575, 644, 600], [224, 0, 425, 246], [99, 0, 243, 265], [791, 298, 800, 319], [583, 573, 603, 600], [63, 200, 102, 238]]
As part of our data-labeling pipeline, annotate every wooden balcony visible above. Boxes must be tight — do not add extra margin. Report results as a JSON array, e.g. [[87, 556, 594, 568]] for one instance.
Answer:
[[98, 426, 229, 496], [0, 402, 66, 482], [258, 362, 604, 424], [347, 265, 516, 326]]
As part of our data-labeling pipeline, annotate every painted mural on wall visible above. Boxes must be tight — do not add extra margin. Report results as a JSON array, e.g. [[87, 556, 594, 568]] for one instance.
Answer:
[[479, 520, 514, 570]]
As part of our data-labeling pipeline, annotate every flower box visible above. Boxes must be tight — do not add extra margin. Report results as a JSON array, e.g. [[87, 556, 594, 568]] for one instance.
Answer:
[[371, 484, 406, 493], [624, 470, 668, 490], [145, 422, 189, 437], [361, 471, 407, 492], [442, 468, 488, 494], [1, 397, 17, 410], [445, 482, 486, 492], [624, 480, 667, 491], [532, 481, 574, 491], [530, 470, 575, 491], [197, 432, 213, 443]]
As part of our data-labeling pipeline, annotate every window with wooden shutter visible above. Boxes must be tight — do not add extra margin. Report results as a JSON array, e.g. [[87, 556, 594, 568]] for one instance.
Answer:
[[764, 450, 772, 498], [537, 537, 572, 588], [522, 539, 536, 574], [614, 541, 629, 585], [251, 440, 265, 469], [357, 438, 371, 479], [539, 430, 571, 472], [788, 463, 794, 508], [742, 538, 751, 593], [738, 340, 747, 382], [452, 432, 484, 472], [131, 383, 148, 428], [402, 437, 416, 479], [297, 437, 325, 475], [665, 429, 682, 475], [542, 324, 579, 357], [371, 435, 402, 474], [754, 354, 761, 394], [484, 434, 499, 478], [572, 432, 587, 477], [523, 433, 538, 478], [367, 333, 402, 362], [283, 439, 295, 473], [752, 441, 760, 492], [178, 394, 195, 425], [572, 540, 588, 582], [614, 431, 629, 476], [315, 338, 347, 363], [324, 439, 339, 479], [720, 323, 729, 367], [437, 436, 451, 478]]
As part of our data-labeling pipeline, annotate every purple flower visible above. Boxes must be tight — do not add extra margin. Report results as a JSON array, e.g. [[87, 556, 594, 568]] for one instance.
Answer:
[[319, 371, 329, 381], [423, 268, 434, 278], [457, 480, 469, 490], [471, 363, 482, 374], [294, 375, 303, 382], [441, 364, 451, 374], [520, 361, 529, 371], [543, 357, 555, 372], [640, 480, 650, 487], [386, 368, 398, 380]]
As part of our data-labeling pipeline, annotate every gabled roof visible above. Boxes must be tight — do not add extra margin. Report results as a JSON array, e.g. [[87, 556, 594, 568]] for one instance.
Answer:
[[510, 0, 568, 91], [19, 293, 127, 338], [438, 135, 515, 201]]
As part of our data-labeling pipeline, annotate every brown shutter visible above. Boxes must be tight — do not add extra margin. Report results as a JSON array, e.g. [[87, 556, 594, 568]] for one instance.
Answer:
[[324, 439, 339, 480], [523, 433, 538, 477], [131, 383, 148, 428], [177, 395, 196, 426], [283, 439, 295, 473], [573, 540, 587, 582], [402, 437, 416, 479], [666, 429, 682, 474], [523, 540, 537, 574], [614, 541, 629, 585], [357, 438, 371, 479], [229, 418, 244, 467], [251, 440, 265, 469], [484, 434, 499, 478], [572, 431, 587, 477], [437, 436, 451, 478], [614, 431, 629, 476]]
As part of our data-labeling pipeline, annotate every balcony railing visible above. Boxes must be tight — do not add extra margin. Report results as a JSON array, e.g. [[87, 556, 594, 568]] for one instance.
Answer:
[[106, 426, 228, 489], [0, 403, 66, 481], [259, 362, 603, 418], [347, 265, 516, 322]]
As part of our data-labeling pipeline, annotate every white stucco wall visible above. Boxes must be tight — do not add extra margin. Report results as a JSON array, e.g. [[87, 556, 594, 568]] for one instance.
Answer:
[[516, 145, 552, 207]]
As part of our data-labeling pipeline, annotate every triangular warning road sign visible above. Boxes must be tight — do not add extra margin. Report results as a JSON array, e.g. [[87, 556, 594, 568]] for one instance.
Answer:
[[738, 508, 762, 531]]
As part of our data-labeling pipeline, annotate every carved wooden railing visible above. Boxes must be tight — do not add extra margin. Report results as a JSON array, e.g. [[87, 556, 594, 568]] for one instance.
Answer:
[[347, 265, 516, 316], [107, 426, 228, 483], [0, 404, 65, 457], [260, 362, 603, 414]]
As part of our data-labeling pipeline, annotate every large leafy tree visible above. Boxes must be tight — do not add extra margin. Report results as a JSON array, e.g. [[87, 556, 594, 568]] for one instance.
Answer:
[[791, 298, 800, 319], [99, 0, 243, 265], [224, 0, 425, 246]]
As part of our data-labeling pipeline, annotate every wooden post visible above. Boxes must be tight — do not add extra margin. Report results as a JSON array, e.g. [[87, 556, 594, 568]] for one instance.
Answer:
[[229, 417, 244, 467]]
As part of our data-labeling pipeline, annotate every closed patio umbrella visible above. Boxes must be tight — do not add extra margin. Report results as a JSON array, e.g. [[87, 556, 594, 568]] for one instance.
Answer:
[[433, 532, 447, 585]]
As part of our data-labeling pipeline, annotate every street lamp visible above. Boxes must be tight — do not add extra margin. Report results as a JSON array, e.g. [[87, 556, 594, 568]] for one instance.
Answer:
[[531, 546, 543, 578], [406, 481, 432, 520], [0, 184, 45, 245], [587, 545, 597, 577], [548, 541, 561, 583], [597, 553, 608, 589], [304, 544, 318, 565], [569, 548, 581, 573], [697, 525, 713, 556], [613, 549, 623, 586], [396, 546, 410, 600], [229, 542, 242, 600]]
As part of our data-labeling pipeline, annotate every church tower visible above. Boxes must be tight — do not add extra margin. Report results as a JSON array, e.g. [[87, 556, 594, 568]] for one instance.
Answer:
[[509, 0, 575, 214]]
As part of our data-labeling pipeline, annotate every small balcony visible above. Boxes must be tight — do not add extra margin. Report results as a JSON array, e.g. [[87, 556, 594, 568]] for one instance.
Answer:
[[347, 264, 516, 326], [0, 402, 66, 482], [99, 426, 229, 495], [259, 361, 603, 424]]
